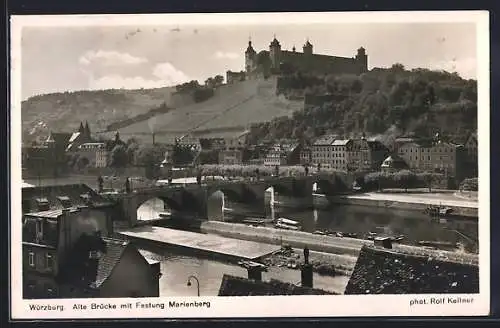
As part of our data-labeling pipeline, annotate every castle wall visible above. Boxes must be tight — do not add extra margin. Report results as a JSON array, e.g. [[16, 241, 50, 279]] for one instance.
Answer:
[[281, 51, 364, 75]]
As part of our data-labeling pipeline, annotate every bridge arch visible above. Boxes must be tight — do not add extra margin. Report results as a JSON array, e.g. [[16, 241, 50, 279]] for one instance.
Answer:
[[207, 187, 244, 203], [133, 188, 205, 221]]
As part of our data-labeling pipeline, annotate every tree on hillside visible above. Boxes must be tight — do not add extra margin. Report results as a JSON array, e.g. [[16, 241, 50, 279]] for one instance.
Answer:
[[109, 144, 128, 168], [391, 63, 405, 71], [134, 146, 162, 167], [214, 75, 224, 85]]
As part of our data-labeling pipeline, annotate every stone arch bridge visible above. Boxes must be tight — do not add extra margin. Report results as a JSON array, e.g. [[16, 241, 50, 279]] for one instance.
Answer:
[[116, 173, 354, 226]]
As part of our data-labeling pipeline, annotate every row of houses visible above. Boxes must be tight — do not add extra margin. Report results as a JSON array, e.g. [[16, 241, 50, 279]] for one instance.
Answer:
[[23, 120, 478, 180], [23, 123, 126, 173], [214, 131, 477, 181]]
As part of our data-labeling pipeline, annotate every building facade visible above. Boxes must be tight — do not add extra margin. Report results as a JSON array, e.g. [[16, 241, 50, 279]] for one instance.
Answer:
[[263, 142, 300, 166], [311, 135, 338, 170], [398, 141, 466, 179], [76, 142, 108, 168], [464, 131, 478, 177], [217, 132, 249, 165], [299, 146, 312, 165], [312, 135, 385, 172], [226, 70, 246, 84], [345, 138, 371, 172], [245, 37, 368, 76]]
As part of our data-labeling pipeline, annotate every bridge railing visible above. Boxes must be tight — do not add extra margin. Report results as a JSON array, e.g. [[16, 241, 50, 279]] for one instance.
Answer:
[[120, 172, 337, 194]]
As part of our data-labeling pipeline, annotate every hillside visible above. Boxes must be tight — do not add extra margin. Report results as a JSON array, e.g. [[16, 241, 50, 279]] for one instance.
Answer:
[[21, 87, 174, 142], [112, 76, 303, 144], [246, 66, 477, 145], [22, 76, 303, 145]]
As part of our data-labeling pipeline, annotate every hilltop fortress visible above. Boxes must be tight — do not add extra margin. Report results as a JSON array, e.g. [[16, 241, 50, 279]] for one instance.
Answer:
[[228, 36, 368, 83]]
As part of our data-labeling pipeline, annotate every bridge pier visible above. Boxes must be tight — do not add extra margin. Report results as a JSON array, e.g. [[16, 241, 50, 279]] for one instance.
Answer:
[[120, 195, 139, 227]]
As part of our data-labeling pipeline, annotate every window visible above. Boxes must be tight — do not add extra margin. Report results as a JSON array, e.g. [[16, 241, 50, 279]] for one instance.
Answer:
[[28, 252, 35, 267], [36, 221, 43, 238], [45, 254, 54, 270]]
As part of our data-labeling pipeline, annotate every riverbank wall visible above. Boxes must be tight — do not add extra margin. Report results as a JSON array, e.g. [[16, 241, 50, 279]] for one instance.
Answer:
[[314, 193, 478, 218], [200, 221, 365, 257], [200, 221, 479, 266]]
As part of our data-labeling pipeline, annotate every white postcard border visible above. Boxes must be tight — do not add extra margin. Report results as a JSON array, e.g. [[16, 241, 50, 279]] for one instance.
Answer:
[[10, 11, 491, 319]]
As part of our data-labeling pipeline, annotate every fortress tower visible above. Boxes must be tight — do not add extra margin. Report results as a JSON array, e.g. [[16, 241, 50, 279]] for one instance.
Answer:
[[303, 39, 313, 56], [269, 36, 282, 70], [245, 38, 257, 73], [355, 47, 368, 73]]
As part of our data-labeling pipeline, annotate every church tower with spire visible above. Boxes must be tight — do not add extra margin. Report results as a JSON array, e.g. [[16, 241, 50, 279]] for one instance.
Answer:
[[84, 121, 91, 140]]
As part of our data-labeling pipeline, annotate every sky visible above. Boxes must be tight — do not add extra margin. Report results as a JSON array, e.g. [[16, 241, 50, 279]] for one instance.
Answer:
[[19, 19, 478, 100]]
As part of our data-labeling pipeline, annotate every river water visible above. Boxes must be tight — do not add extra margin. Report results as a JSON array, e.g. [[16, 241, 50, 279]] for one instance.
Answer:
[[24, 175, 478, 296]]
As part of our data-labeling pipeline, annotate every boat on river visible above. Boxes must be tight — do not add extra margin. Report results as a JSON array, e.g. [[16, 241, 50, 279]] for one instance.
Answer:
[[365, 232, 405, 242], [424, 205, 455, 217], [275, 218, 302, 231], [242, 218, 266, 226]]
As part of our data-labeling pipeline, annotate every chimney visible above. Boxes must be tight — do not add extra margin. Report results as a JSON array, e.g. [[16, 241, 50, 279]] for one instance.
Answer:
[[301, 247, 313, 288], [152, 133, 155, 145], [374, 237, 392, 249], [247, 266, 263, 281]]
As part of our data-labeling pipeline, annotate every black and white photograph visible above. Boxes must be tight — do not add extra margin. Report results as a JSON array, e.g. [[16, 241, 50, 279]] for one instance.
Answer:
[[10, 11, 490, 318]]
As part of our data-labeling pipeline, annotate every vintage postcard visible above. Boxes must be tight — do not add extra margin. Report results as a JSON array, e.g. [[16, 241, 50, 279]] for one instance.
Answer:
[[10, 11, 490, 319]]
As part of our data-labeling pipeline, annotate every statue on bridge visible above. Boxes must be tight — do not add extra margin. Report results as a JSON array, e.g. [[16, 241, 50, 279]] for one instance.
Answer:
[[97, 175, 104, 193], [125, 177, 131, 193], [196, 171, 202, 186], [303, 246, 310, 265], [304, 165, 309, 176]]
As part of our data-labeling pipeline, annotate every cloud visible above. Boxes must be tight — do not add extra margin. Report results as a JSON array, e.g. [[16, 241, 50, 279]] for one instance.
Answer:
[[213, 51, 240, 60], [85, 61, 191, 90], [79, 50, 148, 67], [152, 62, 191, 84]]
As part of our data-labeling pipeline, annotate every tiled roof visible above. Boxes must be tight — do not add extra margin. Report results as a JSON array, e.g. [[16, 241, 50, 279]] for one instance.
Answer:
[[50, 132, 72, 146], [344, 246, 479, 295], [91, 238, 130, 288], [395, 137, 416, 142], [313, 135, 338, 146], [332, 139, 350, 146], [69, 132, 81, 143], [218, 274, 336, 296], [25, 207, 80, 219], [22, 183, 113, 213]]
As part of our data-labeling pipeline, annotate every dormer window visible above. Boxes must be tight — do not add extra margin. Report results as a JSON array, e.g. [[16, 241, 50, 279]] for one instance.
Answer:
[[80, 193, 91, 204], [35, 198, 50, 211], [57, 196, 72, 208]]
